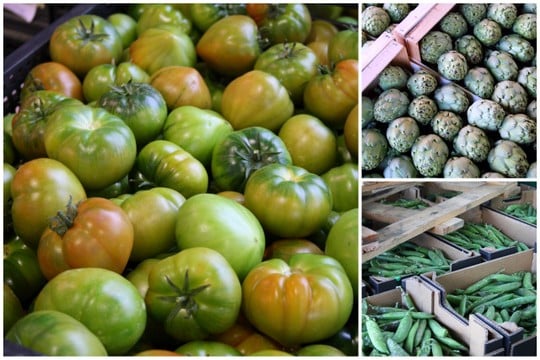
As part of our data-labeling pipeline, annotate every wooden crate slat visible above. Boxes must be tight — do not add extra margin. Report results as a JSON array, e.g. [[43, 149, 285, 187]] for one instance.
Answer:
[[362, 183, 517, 261]]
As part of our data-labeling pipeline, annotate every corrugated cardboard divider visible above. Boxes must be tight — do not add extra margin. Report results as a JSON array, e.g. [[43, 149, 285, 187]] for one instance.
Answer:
[[419, 250, 536, 356]]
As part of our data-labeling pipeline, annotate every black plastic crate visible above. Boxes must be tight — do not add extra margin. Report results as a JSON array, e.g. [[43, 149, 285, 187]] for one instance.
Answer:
[[3, 4, 127, 115]]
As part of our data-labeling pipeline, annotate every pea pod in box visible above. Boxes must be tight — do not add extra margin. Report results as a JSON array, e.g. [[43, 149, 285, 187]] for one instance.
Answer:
[[364, 234, 481, 294]]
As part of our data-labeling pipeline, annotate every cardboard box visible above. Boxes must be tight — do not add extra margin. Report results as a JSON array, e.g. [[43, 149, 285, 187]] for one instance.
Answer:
[[433, 205, 536, 260], [420, 250, 537, 356], [366, 233, 482, 294], [364, 284, 505, 356], [484, 184, 537, 228]]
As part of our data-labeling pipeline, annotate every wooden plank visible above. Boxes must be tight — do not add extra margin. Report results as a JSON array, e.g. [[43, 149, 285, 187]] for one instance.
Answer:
[[363, 202, 464, 235], [362, 183, 517, 262], [362, 226, 378, 243], [362, 183, 422, 204]]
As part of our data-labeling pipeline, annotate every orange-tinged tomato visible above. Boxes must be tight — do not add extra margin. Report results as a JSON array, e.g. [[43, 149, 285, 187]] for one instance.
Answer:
[[306, 19, 339, 44], [344, 104, 359, 159], [37, 197, 134, 279], [220, 70, 294, 132], [20, 62, 83, 102], [150, 66, 212, 111]]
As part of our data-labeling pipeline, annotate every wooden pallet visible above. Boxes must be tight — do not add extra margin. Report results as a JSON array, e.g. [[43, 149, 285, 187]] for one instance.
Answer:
[[362, 182, 520, 262]]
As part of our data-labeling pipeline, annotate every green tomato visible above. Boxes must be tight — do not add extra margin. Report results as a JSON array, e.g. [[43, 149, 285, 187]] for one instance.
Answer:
[[296, 344, 346, 356], [190, 4, 247, 32], [98, 81, 167, 147], [145, 247, 242, 341], [11, 90, 83, 160], [33, 268, 146, 355], [176, 340, 242, 356], [6, 310, 107, 356], [4, 284, 25, 335], [44, 105, 137, 190], [255, 4, 312, 45], [211, 126, 292, 193], [135, 140, 208, 198], [175, 193, 265, 280], [163, 105, 233, 168], [325, 208, 358, 294], [244, 164, 333, 238], [115, 187, 185, 262], [321, 163, 359, 212], [49, 14, 123, 77], [107, 13, 138, 48], [4, 236, 47, 305], [82, 62, 150, 103], [136, 4, 191, 36], [130, 25, 196, 75], [278, 114, 337, 175], [254, 42, 319, 105], [328, 29, 359, 64], [220, 70, 294, 132]]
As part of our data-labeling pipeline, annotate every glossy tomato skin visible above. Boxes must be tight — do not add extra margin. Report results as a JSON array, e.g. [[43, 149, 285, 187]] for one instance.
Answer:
[[136, 140, 208, 198], [98, 82, 167, 147], [175, 193, 265, 280], [145, 247, 242, 342], [325, 208, 358, 294], [20, 62, 83, 102], [243, 164, 333, 238], [115, 187, 185, 262], [33, 267, 147, 355], [4, 236, 46, 305], [3, 284, 25, 335], [149, 65, 212, 111], [83, 62, 150, 103], [11, 158, 87, 249], [211, 316, 282, 355], [163, 105, 233, 167], [107, 13, 137, 48], [136, 4, 191, 36], [126, 258, 161, 298], [11, 90, 83, 160], [278, 114, 337, 175], [254, 42, 319, 105], [49, 14, 123, 77], [250, 4, 312, 45], [264, 239, 323, 262], [44, 105, 137, 190], [321, 163, 359, 212], [190, 4, 247, 32], [242, 253, 354, 346], [306, 19, 339, 44], [130, 25, 196, 76], [196, 15, 261, 78], [176, 341, 242, 356], [344, 104, 359, 159], [6, 310, 108, 356], [303, 59, 358, 129], [211, 126, 292, 193], [221, 70, 294, 132], [37, 197, 134, 280], [328, 29, 359, 64], [296, 344, 346, 356]]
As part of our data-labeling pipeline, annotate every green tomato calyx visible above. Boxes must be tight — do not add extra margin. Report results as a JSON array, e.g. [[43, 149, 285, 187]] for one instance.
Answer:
[[159, 271, 210, 321], [77, 19, 109, 44]]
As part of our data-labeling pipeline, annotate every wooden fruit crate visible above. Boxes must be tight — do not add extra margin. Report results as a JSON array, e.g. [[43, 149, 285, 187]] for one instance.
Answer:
[[361, 182, 521, 262], [361, 32, 410, 92]]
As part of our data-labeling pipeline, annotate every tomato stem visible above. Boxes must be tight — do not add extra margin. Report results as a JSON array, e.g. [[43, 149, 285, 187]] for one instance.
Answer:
[[158, 271, 210, 322], [77, 19, 109, 44], [48, 195, 79, 236]]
